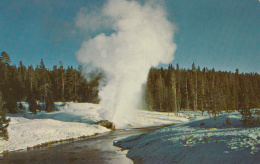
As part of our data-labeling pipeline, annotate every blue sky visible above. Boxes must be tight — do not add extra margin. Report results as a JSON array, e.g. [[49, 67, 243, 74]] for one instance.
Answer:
[[0, 0, 259, 73]]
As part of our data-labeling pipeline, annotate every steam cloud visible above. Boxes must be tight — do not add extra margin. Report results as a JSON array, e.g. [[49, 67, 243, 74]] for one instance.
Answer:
[[76, 0, 177, 128]]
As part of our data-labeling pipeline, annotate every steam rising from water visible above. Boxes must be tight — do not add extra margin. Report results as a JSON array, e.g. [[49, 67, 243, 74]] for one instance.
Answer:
[[76, 0, 177, 128]]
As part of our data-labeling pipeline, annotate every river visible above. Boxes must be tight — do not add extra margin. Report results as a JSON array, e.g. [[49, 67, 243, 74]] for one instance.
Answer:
[[1, 124, 172, 164]]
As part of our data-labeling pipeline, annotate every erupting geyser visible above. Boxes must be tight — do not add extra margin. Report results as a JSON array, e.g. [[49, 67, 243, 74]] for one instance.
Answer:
[[76, 0, 177, 128]]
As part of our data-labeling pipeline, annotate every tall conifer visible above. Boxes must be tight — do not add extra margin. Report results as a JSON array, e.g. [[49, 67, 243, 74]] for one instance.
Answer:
[[46, 90, 55, 112], [27, 91, 37, 114], [0, 92, 10, 140]]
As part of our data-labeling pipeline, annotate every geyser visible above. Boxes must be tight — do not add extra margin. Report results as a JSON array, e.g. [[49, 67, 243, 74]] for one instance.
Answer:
[[76, 0, 177, 128]]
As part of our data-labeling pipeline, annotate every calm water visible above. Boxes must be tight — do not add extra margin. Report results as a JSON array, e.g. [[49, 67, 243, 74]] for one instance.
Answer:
[[1, 125, 172, 164]]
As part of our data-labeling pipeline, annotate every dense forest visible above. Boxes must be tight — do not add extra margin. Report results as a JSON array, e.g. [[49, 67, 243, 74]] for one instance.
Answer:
[[1, 50, 259, 115], [0, 51, 103, 108], [145, 63, 260, 119]]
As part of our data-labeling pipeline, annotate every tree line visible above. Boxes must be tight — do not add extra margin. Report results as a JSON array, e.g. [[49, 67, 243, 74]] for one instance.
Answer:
[[0, 51, 104, 113], [145, 63, 260, 119]]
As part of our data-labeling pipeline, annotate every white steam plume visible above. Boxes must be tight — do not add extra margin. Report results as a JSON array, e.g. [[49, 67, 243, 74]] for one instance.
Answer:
[[76, 0, 177, 128]]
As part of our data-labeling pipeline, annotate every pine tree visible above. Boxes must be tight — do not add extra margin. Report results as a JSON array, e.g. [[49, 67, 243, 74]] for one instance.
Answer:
[[6, 99, 18, 114], [239, 75, 254, 125], [51, 65, 59, 101], [39, 59, 46, 70], [176, 64, 181, 116], [65, 66, 74, 101], [146, 68, 156, 110], [38, 59, 50, 102], [185, 72, 190, 109], [172, 72, 178, 115], [0, 51, 11, 65], [27, 91, 37, 114], [6, 87, 18, 114], [166, 67, 177, 114], [46, 90, 55, 112], [189, 69, 196, 113], [191, 63, 198, 115], [58, 62, 66, 102], [18, 102, 25, 113], [0, 92, 10, 140], [18, 61, 27, 85], [34, 65, 41, 100], [17, 61, 27, 100], [155, 72, 164, 111], [9, 64, 26, 101], [232, 69, 240, 111], [198, 68, 206, 116], [27, 65, 35, 91], [240, 93, 254, 125]]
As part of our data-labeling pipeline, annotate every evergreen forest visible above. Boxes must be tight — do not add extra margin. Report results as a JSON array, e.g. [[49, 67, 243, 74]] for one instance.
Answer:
[[1, 51, 260, 140], [1, 51, 259, 116], [145, 63, 260, 118], [0, 51, 103, 113]]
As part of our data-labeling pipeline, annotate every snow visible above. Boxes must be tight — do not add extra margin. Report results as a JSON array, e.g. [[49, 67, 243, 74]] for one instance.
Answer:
[[0, 102, 188, 154], [0, 103, 110, 154], [129, 110, 189, 127], [2, 102, 259, 163], [114, 111, 260, 164]]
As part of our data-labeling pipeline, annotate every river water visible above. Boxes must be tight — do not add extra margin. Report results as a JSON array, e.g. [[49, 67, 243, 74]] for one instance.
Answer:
[[1, 125, 172, 164]]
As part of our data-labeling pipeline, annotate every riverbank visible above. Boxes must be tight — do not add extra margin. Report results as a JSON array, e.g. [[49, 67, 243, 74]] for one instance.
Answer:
[[1, 124, 174, 163], [0, 103, 110, 154], [114, 111, 260, 164], [0, 102, 189, 154]]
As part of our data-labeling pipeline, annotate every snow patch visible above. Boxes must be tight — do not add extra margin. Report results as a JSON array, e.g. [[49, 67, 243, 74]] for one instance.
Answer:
[[114, 111, 260, 164]]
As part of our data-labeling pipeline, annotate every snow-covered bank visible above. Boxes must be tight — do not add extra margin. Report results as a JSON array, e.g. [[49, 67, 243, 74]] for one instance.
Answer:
[[3, 117, 109, 152], [129, 110, 189, 127], [0, 103, 188, 154], [0, 103, 110, 154], [114, 112, 260, 164]]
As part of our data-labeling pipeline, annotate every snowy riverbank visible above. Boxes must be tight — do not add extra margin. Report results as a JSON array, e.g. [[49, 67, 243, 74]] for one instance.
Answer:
[[114, 111, 260, 164], [0, 103, 110, 154], [0, 102, 189, 154]]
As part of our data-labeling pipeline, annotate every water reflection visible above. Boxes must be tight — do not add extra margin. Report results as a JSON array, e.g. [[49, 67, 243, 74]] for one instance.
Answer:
[[1, 125, 172, 164]]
